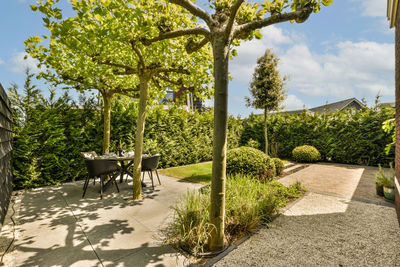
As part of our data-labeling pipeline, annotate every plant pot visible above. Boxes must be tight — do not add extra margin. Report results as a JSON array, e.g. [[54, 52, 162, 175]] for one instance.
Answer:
[[376, 183, 384, 197], [383, 186, 395, 201]]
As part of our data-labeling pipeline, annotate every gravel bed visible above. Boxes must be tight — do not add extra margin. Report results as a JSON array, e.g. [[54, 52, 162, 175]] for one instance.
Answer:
[[214, 199, 400, 266]]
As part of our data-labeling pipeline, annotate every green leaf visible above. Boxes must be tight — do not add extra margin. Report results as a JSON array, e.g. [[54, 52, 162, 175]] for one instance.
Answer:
[[254, 30, 263, 40], [322, 0, 334, 6]]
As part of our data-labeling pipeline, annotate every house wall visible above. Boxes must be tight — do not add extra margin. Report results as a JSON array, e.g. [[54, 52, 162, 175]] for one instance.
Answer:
[[395, 1, 400, 224], [0, 83, 13, 226]]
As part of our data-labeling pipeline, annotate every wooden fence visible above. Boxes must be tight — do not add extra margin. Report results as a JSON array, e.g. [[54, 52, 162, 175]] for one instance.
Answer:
[[0, 83, 12, 225]]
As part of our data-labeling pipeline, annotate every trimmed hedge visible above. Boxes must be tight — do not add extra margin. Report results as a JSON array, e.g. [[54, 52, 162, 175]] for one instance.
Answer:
[[292, 145, 321, 163], [241, 108, 395, 166], [10, 85, 243, 189], [226, 147, 275, 181]]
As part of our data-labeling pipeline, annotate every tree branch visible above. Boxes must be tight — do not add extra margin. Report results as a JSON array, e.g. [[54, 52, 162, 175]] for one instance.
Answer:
[[97, 60, 136, 72], [113, 69, 138, 75], [157, 67, 189, 75], [143, 27, 210, 45], [130, 41, 146, 69], [234, 7, 313, 38], [225, 0, 244, 37], [151, 77, 163, 90], [186, 37, 209, 54], [156, 73, 183, 86], [167, 0, 213, 26]]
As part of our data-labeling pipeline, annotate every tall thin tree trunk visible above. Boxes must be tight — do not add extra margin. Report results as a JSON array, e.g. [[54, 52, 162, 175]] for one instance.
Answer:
[[132, 73, 151, 200], [209, 38, 229, 251], [264, 107, 268, 155], [102, 94, 112, 154]]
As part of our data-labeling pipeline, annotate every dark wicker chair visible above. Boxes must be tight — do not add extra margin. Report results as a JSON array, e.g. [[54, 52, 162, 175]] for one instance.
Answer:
[[141, 154, 161, 190], [81, 152, 121, 199]]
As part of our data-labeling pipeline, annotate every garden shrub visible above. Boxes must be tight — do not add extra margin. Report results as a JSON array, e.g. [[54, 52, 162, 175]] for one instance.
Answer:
[[241, 109, 395, 166], [272, 158, 284, 176], [10, 77, 243, 189], [245, 138, 260, 150], [166, 173, 304, 256], [226, 147, 275, 181], [292, 145, 321, 163]]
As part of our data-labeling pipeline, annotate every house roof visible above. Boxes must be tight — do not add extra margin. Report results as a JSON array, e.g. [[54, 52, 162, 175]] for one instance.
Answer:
[[308, 98, 364, 113], [279, 109, 313, 115]]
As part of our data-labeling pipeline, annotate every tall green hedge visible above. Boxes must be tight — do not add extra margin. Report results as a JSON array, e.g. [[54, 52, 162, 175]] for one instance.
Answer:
[[241, 108, 395, 166], [10, 86, 242, 189]]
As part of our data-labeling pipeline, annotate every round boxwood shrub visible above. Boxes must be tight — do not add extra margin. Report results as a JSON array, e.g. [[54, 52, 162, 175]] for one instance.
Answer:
[[292, 145, 321, 163], [227, 147, 275, 181], [272, 158, 285, 176]]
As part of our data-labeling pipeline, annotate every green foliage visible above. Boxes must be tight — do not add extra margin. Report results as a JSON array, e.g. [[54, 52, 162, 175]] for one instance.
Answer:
[[167, 190, 213, 256], [245, 138, 261, 149], [241, 108, 395, 166], [382, 118, 395, 155], [226, 147, 275, 180], [271, 158, 284, 176], [10, 78, 101, 189], [245, 49, 286, 112], [375, 164, 395, 188], [166, 173, 304, 256], [292, 145, 321, 163], [10, 84, 242, 189]]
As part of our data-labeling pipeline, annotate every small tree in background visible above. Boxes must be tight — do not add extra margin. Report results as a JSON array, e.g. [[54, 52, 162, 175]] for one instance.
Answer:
[[246, 49, 286, 155]]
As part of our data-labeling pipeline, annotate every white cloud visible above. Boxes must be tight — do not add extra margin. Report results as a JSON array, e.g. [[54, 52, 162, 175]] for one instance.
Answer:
[[0, 58, 4, 65], [280, 41, 394, 99], [283, 94, 308, 111], [353, 0, 387, 17], [230, 25, 394, 107], [230, 25, 294, 83], [10, 52, 45, 74]]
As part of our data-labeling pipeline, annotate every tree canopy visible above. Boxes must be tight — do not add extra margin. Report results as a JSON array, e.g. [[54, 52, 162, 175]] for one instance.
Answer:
[[246, 49, 286, 112]]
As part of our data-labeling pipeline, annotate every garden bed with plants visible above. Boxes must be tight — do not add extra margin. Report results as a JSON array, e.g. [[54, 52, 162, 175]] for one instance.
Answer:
[[165, 173, 305, 257], [164, 146, 306, 257]]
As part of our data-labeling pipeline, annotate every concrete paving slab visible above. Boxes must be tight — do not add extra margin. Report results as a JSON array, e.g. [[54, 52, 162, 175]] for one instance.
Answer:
[[3, 238, 100, 267], [284, 192, 349, 216], [1, 174, 201, 266], [108, 243, 190, 267]]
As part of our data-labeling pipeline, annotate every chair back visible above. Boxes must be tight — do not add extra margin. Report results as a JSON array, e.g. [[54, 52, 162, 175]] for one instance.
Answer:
[[81, 151, 98, 160], [141, 154, 161, 171], [82, 154, 120, 178]]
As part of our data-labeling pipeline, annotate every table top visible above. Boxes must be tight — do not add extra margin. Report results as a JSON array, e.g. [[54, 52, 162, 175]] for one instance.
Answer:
[[94, 154, 148, 161]]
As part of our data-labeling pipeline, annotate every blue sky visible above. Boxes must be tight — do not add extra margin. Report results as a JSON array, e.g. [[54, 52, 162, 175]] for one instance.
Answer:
[[0, 0, 394, 117]]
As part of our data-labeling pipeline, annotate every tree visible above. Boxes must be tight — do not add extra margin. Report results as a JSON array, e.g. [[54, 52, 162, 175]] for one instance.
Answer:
[[144, 0, 333, 250], [26, 0, 213, 199], [246, 49, 286, 155], [26, 2, 140, 154]]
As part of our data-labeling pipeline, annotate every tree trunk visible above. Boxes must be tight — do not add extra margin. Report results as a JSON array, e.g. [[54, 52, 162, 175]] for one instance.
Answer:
[[132, 73, 151, 200], [264, 107, 268, 155], [209, 37, 229, 251], [102, 93, 112, 154]]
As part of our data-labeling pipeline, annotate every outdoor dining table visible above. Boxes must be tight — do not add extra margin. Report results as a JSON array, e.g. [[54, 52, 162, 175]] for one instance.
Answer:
[[94, 153, 148, 189]]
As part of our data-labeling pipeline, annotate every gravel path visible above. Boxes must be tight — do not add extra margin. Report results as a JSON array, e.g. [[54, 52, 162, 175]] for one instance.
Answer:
[[214, 164, 400, 267]]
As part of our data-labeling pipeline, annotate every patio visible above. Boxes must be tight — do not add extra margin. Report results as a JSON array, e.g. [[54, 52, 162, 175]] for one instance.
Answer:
[[1, 175, 201, 266]]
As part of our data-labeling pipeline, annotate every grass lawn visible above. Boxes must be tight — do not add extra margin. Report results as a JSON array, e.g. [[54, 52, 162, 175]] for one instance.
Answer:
[[159, 161, 212, 185]]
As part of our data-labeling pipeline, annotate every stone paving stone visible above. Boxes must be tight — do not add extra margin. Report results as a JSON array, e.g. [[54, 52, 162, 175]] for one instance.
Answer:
[[1, 174, 201, 266]]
